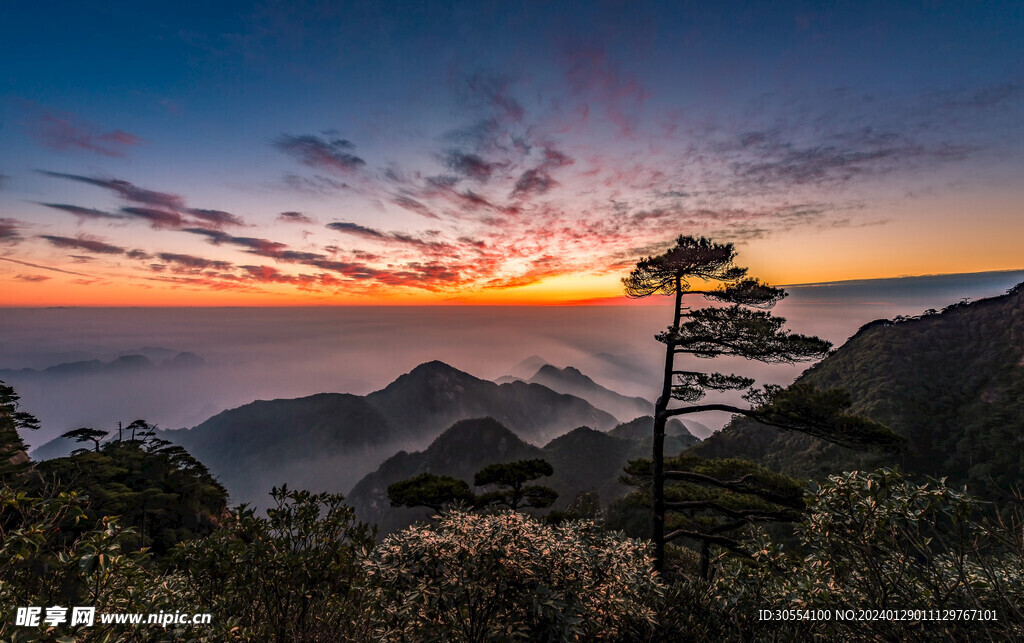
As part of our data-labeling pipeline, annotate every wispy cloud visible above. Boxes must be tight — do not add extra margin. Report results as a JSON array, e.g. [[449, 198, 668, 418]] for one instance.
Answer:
[[326, 221, 386, 240], [277, 211, 315, 224], [39, 234, 126, 254], [25, 109, 143, 157], [39, 171, 248, 230], [39, 202, 126, 222], [0, 218, 25, 243], [156, 252, 234, 272], [274, 134, 366, 174]]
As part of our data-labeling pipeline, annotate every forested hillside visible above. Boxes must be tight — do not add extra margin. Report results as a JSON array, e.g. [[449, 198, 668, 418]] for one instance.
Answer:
[[348, 417, 654, 535], [695, 283, 1024, 501]]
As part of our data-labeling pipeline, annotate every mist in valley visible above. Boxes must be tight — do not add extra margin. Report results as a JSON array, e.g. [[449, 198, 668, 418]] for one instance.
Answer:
[[3, 269, 1022, 503]]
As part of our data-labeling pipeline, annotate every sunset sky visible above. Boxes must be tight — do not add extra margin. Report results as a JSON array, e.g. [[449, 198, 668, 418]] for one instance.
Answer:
[[1, 1, 1022, 306]]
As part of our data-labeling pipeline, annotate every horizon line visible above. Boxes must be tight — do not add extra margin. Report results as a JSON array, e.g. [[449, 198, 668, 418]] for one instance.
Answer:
[[3, 267, 1022, 309]]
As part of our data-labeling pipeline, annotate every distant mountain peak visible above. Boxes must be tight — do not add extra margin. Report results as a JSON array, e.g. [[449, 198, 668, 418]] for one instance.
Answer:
[[528, 364, 652, 423], [506, 355, 552, 380], [411, 359, 461, 373], [379, 361, 480, 390]]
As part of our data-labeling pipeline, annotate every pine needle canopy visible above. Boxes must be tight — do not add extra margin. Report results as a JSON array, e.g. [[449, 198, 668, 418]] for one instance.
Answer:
[[622, 235, 747, 297]]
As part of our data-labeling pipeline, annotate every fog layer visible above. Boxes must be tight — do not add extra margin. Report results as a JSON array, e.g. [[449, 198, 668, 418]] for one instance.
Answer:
[[2, 270, 1021, 452]]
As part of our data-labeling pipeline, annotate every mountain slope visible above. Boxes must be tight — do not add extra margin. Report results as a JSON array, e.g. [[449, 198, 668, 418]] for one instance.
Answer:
[[132, 361, 617, 506], [528, 365, 653, 422], [348, 417, 646, 535], [164, 393, 401, 504], [366, 361, 616, 443], [608, 416, 700, 454], [694, 283, 1024, 501], [348, 418, 545, 534]]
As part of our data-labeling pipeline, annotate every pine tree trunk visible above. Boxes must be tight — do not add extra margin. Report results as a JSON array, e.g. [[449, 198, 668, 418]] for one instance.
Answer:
[[652, 277, 683, 573]]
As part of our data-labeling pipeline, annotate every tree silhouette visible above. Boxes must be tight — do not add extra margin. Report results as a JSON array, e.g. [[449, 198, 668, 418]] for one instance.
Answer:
[[621, 455, 806, 579], [623, 235, 899, 572], [474, 459, 558, 510], [60, 427, 109, 453], [0, 381, 38, 481], [388, 459, 559, 513], [387, 473, 475, 512]]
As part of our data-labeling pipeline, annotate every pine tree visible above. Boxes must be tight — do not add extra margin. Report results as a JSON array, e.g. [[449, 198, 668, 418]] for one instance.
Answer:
[[624, 235, 899, 572], [0, 381, 38, 481]]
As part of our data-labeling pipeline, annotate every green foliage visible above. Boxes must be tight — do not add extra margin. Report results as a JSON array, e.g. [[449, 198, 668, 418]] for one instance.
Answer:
[[387, 472, 474, 511], [364, 508, 661, 641], [621, 455, 805, 576], [0, 483, 190, 641], [666, 469, 1024, 641], [747, 383, 903, 452], [0, 380, 38, 482], [658, 305, 831, 363], [703, 282, 1024, 501], [171, 485, 376, 642], [36, 431, 228, 555]]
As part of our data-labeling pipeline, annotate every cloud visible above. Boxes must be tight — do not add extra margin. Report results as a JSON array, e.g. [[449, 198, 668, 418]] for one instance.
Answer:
[[277, 211, 315, 224], [188, 208, 246, 227], [281, 173, 351, 194], [39, 234, 126, 255], [39, 171, 186, 210], [391, 195, 439, 219], [728, 128, 973, 189], [14, 274, 51, 282], [274, 134, 366, 174], [0, 218, 24, 242], [185, 229, 289, 255], [326, 221, 387, 240], [39, 203, 125, 221], [26, 109, 143, 157], [39, 172, 245, 228], [511, 169, 556, 197], [157, 253, 234, 271], [462, 72, 524, 125], [326, 221, 458, 254], [120, 207, 186, 230], [0, 175, 7, 189], [443, 150, 503, 182]]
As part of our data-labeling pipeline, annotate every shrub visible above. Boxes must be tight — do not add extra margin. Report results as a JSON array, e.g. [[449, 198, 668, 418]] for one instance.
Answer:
[[364, 508, 661, 641]]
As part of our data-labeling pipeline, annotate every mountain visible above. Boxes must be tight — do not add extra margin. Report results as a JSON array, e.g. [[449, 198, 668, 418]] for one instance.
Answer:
[[505, 355, 551, 380], [0, 351, 203, 379], [348, 417, 645, 535], [348, 418, 545, 534], [608, 416, 700, 453], [162, 393, 401, 505], [693, 283, 1024, 501], [365, 361, 616, 444], [527, 365, 653, 423], [87, 360, 616, 506]]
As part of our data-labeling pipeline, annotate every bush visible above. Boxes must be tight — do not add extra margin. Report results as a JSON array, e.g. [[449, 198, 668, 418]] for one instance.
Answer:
[[364, 508, 661, 641], [699, 469, 1024, 640], [171, 486, 376, 642]]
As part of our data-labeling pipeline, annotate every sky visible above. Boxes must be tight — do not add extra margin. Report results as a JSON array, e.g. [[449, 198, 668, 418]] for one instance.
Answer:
[[1, 1, 1022, 305]]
